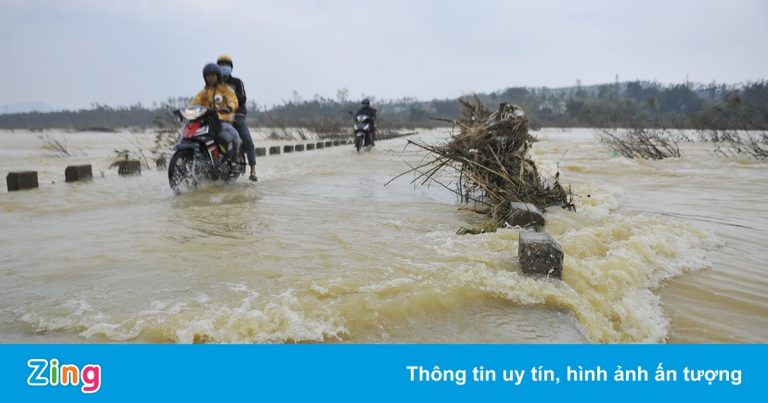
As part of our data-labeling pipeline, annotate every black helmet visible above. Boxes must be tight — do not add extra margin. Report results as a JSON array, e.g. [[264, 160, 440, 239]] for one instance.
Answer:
[[202, 63, 222, 84], [361, 98, 370, 107]]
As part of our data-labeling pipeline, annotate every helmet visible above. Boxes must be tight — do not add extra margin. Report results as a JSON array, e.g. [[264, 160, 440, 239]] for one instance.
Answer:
[[217, 55, 233, 67], [361, 98, 370, 107], [202, 63, 222, 84]]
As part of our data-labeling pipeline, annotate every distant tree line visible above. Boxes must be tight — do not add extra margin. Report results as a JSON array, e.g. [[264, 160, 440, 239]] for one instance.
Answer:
[[1, 80, 766, 132]]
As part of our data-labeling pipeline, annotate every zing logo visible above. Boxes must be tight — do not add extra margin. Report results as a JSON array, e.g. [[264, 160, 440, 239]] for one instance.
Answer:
[[27, 358, 101, 393]]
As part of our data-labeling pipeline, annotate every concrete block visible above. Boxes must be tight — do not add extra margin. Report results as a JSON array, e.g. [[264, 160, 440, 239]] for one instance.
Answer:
[[518, 231, 564, 278], [65, 164, 93, 182], [118, 160, 141, 176], [155, 157, 167, 170], [507, 202, 545, 228], [6, 171, 38, 191]]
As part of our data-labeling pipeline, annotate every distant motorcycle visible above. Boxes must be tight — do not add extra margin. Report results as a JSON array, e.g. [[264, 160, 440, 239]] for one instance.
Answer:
[[352, 113, 374, 152], [167, 105, 245, 194]]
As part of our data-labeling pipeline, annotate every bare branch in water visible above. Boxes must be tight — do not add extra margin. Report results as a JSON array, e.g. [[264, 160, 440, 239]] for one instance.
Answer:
[[596, 127, 682, 159], [38, 134, 71, 157]]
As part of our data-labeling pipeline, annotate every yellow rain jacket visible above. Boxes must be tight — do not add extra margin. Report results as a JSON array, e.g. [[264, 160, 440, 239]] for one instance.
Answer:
[[191, 83, 239, 122]]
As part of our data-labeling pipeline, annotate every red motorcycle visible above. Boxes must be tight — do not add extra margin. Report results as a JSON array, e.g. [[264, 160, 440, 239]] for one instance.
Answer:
[[167, 105, 245, 194]]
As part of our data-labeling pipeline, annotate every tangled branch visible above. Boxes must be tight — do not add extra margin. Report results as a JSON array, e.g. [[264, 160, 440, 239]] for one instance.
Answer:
[[389, 96, 571, 229]]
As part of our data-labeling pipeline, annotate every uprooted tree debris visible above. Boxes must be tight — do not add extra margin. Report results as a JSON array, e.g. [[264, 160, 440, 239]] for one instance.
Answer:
[[389, 96, 572, 234]]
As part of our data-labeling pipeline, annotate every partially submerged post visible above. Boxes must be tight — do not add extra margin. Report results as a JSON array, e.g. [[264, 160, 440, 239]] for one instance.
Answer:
[[306, 143, 316, 150], [283, 145, 295, 153], [155, 156, 167, 170], [6, 171, 39, 191], [518, 231, 564, 279], [269, 146, 281, 155], [255, 147, 267, 157], [295, 144, 305, 152], [65, 165, 93, 182], [507, 202, 545, 228], [316, 142, 325, 149], [118, 160, 141, 176]]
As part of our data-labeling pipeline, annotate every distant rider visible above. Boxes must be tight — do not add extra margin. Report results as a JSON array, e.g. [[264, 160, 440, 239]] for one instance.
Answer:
[[355, 98, 377, 146], [217, 55, 257, 182], [191, 63, 242, 166]]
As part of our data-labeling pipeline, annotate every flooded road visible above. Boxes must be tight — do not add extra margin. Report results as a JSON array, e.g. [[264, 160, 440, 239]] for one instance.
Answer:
[[0, 128, 765, 343]]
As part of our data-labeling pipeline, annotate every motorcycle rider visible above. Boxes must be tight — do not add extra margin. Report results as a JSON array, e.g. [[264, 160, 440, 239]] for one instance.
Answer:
[[191, 63, 242, 166], [355, 98, 377, 146], [217, 55, 257, 182]]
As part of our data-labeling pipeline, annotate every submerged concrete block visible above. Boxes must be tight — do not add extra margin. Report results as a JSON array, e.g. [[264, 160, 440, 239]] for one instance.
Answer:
[[306, 143, 316, 150], [325, 141, 333, 147], [316, 142, 325, 149], [155, 157, 167, 170], [269, 146, 281, 155], [518, 231, 563, 279], [65, 164, 93, 182], [333, 140, 341, 146], [6, 171, 39, 191], [255, 147, 267, 157], [507, 202, 545, 228], [283, 145, 295, 153], [118, 160, 141, 176], [295, 144, 305, 152]]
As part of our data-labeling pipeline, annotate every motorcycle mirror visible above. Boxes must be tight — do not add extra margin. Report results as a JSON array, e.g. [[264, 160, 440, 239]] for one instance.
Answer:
[[173, 109, 183, 122]]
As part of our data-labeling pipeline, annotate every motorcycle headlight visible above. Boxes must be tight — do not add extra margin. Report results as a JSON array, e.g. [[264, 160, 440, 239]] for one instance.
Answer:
[[181, 105, 207, 120]]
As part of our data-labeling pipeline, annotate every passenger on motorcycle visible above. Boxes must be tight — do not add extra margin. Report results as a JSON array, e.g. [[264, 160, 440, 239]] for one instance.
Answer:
[[191, 63, 242, 165], [355, 98, 377, 146], [217, 55, 257, 182]]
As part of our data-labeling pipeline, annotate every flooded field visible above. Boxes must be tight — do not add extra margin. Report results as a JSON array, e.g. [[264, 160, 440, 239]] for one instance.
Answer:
[[0, 128, 765, 343]]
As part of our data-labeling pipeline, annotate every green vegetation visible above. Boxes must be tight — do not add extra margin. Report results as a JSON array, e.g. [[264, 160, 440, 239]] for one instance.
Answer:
[[1, 80, 766, 132]]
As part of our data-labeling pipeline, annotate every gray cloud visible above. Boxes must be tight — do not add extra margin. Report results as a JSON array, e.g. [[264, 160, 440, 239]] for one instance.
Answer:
[[1, 0, 766, 110]]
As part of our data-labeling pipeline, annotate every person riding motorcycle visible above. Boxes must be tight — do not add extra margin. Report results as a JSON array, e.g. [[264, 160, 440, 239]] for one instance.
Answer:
[[217, 55, 257, 182], [191, 63, 242, 166], [355, 99, 377, 146]]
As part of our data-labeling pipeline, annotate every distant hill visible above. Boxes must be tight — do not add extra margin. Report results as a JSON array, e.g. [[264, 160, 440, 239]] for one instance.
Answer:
[[0, 102, 52, 115]]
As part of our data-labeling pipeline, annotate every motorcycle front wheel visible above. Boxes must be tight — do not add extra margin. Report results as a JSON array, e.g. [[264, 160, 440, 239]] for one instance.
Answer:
[[168, 149, 199, 194]]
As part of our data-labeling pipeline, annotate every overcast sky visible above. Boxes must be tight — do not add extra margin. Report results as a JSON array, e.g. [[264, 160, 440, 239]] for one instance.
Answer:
[[1, 0, 766, 110]]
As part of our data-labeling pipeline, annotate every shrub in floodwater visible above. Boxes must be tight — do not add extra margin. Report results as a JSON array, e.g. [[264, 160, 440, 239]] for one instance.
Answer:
[[697, 128, 768, 160], [108, 132, 151, 170], [596, 127, 682, 160], [37, 133, 71, 157]]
